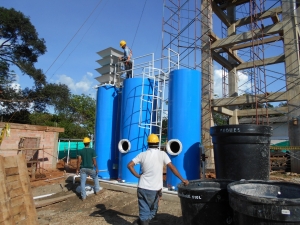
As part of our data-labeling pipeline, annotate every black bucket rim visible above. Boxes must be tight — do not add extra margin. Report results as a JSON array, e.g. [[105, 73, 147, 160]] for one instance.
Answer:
[[178, 178, 234, 190], [177, 179, 234, 203], [210, 124, 273, 136], [228, 180, 300, 204]]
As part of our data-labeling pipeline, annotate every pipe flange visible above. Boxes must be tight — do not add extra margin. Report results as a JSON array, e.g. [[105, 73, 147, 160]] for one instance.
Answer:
[[118, 139, 131, 153], [166, 139, 182, 156]]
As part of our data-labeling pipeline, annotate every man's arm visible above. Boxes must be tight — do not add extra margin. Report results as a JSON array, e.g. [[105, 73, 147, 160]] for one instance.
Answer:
[[93, 157, 98, 174], [127, 161, 141, 178], [167, 162, 189, 186], [76, 156, 82, 175]]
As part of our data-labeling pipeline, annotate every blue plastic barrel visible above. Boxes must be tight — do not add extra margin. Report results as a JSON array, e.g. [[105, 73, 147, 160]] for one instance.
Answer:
[[95, 85, 119, 179], [118, 78, 154, 183], [167, 69, 201, 190]]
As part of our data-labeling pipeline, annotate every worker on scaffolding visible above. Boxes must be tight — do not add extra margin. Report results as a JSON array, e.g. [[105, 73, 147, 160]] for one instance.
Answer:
[[76, 137, 101, 201], [127, 134, 189, 225], [119, 40, 133, 79]]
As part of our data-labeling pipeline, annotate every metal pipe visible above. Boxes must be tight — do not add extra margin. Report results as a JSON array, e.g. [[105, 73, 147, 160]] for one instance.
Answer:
[[118, 139, 131, 153], [166, 139, 183, 156]]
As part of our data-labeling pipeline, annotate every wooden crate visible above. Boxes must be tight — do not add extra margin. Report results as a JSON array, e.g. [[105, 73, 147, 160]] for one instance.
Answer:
[[0, 154, 38, 225]]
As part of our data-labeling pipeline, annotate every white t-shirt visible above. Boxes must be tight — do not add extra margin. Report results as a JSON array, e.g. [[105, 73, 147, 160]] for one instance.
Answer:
[[132, 148, 171, 191]]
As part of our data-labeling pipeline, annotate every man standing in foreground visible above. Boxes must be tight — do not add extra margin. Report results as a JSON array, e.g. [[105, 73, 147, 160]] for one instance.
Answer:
[[76, 137, 100, 201], [127, 134, 189, 225]]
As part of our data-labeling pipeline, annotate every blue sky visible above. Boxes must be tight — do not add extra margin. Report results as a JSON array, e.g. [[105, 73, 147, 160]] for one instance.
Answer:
[[2, 0, 163, 97], [2, 0, 287, 103]]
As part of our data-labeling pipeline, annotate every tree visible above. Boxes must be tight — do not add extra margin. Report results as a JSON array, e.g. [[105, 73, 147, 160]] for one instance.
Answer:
[[66, 94, 96, 136], [29, 112, 89, 138], [213, 112, 229, 126], [0, 7, 47, 86], [0, 83, 71, 119], [51, 94, 96, 138]]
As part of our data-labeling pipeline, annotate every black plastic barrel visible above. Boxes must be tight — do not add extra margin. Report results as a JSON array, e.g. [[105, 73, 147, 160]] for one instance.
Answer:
[[228, 180, 300, 224], [210, 125, 272, 180], [178, 179, 234, 225]]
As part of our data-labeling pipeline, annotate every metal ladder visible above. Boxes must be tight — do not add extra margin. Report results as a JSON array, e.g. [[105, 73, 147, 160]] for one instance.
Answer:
[[139, 67, 167, 149]]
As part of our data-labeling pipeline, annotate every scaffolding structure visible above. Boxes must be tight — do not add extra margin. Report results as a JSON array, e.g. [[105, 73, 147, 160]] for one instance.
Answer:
[[162, 0, 300, 173]]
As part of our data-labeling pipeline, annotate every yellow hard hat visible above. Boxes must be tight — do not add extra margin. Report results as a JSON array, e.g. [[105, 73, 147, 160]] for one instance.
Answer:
[[120, 40, 126, 47], [83, 137, 91, 143], [148, 134, 159, 143]]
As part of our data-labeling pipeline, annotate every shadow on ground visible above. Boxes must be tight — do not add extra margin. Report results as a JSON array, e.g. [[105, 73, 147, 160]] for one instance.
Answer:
[[90, 204, 135, 225], [90, 204, 183, 225]]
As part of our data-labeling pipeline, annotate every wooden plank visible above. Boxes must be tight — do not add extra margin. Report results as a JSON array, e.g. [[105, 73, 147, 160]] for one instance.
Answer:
[[0, 122, 64, 133], [0, 206, 13, 223], [10, 196, 25, 207], [10, 204, 25, 216], [6, 179, 22, 191], [9, 187, 24, 198], [6, 174, 19, 183], [16, 218, 28, 225], [0, 158, 8, 200], [237, 107, 288, 117], [0, 156, 13, 224], [236, 55, 285, 70], [235, 6, 282, 27], [5, 167, 19, 176], [0, 218, 14, 225], [0, 174, 7, 201], [3, 156, 18, 168], [35, 193, 76, 208], [212, 92, 287, 107], [0, 159, 4, 174], [16, 154, 38, 225], [211, 22, 283, 49], [13, 212, 26, 224]]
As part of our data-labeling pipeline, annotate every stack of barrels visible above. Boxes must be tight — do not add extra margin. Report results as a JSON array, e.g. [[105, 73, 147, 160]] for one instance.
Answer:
[[178, 125, 300, 225]]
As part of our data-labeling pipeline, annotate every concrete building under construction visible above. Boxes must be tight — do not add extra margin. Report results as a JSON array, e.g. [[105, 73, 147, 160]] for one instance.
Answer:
[[162, 0, 300, 173]]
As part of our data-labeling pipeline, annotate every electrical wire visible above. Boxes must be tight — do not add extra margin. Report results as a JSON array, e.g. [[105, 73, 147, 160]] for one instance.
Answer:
[[131, 0, 148, 50], [51, 0, 109, 76], [44, 0, 104, 76]]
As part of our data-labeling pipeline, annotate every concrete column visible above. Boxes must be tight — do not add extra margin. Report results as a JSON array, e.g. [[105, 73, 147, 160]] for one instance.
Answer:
[[282, 0, 300, 172], [227, 6, 239, 125], [201, 0, 214, 170]]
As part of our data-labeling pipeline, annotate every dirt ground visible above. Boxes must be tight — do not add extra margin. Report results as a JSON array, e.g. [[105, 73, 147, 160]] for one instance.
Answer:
[[32, 166, 183, 225], [31, 165, 300, 225]]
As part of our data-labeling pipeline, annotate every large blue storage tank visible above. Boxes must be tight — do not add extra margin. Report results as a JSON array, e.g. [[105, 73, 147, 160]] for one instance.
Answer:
[[166, 69, 201, 190], [118, 78, 154, 183], [95, 85, 120, 179]]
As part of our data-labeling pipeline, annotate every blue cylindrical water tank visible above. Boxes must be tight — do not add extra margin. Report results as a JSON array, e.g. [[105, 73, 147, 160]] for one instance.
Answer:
[[166, 69, 201, 190], [118, 78, 154, 183], [95, 85, 120, 179]]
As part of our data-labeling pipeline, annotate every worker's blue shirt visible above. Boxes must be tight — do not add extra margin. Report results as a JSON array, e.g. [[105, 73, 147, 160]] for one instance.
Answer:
[[123, 46, 132, 61]]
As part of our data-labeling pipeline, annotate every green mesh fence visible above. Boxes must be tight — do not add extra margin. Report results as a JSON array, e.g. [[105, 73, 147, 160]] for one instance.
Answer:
[[58, 141, 94, 159]]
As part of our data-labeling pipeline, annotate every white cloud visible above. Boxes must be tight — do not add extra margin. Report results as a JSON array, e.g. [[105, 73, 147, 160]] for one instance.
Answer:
[[214, 69, 251, 98], [56, 72, 94, 93], [10, 83, 21, 92], [214, 69, 223, 98]]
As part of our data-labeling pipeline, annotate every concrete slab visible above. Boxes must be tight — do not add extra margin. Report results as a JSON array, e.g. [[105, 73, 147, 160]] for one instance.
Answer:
[[70, 175, 180, 203]]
